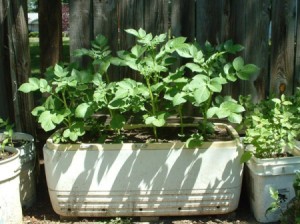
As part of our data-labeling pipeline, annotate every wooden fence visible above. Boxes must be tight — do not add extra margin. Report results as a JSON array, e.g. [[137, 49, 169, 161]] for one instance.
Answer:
[[0, 0, 299, 134], [69, 0, 300, 102]]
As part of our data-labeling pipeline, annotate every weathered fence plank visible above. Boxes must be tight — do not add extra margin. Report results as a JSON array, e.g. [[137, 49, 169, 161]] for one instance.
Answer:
[[243, 0, 271, 101], [117, 0, 144, 80], [93, 0, 118, 48], [226, 0, 247, 99], [270, 0, 297, 96], [118, 0, 144, 47], [295, 1, 300, 91], [144, 0, 168, 36], [196, 0, 226, 46], [93, 0, 120, 80], [0, 0, 11, 119], [38, 0, 62, 74], [7, 0, 35, 135], [171, 0, 195, 41], [69, 0, 92, 63]]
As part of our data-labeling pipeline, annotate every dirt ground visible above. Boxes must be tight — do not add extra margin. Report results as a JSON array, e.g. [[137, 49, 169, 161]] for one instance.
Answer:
[[21, 162, 277, 224]]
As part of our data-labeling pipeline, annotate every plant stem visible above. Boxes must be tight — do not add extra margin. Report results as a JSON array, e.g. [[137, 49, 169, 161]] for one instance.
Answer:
[[202, 93, 212, 139], [104, 72, 110, 84], [61, 90, 72, 127], [146, 77, 158, 141], [178, 105, 184, 136]]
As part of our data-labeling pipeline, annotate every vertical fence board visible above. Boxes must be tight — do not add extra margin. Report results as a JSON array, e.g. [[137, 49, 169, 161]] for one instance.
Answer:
[[38, 0, 62, 73], [244, 0, 270, 101], [93, 0, 119, 80], [118, 0, 143, 47], [196, 0, 226, 45], [144, 0, 168, 36], [93, 0, 118, 47], [117, 0, 144, 80], [171, 0, 195, 41], [295, 1, 300, 90], [0, 0, 11, 119], [7, 0, 35, 134], [270, 0, 296, 96], [226, 0, 246, 99], [69, 0, 92, 63]]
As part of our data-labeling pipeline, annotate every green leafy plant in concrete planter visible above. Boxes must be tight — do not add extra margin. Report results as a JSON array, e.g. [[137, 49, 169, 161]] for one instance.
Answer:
[[19, 29, 259, 218], [240, 95, 300, 223]]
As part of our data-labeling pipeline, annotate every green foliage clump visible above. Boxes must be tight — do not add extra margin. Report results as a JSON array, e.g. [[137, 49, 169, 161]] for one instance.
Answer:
[[241, 94, 300, 161], [20, 28, 259, 144]]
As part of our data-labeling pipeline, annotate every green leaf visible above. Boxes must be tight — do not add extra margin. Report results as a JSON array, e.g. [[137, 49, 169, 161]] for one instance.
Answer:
[[221, 101, 245, 113], [118, 78, 136, 89], [110, 57, 126, 66], [240, 151, 252, 163], [110, 114, 125, 130], [145, 113, 167, 127], [125, 28, 139, 37], [208, 78, 223, 92], [176, 46, 192, 58], [237, 64, 260, 80], [153, 113, 167, 127], [151, 82, 164, 93], [228, 113, 243, 124], [224, 63, 232, 75], [193, 87, 210, 105], [18, 77, 40, 93], [39, 79, 51, 93], [145, 116, 156, 125], [185, 63, 203, 73], [241, 64, 259, 74], [98, 60, 111, 75], [38, 111, 56, 131], [63, 122, 85, 142], [54, 64, 68, 78], [93, 34, 108, 47], [186, 134, 204, 148], [131, 45, 146, 57], [226, 73, 237, 82], [173, 92, 187, 106], [207, 107, 218, 118], [224, 40, 244, 53], [137, 28, 147, 38], [233, 57, 244, 71], [75, 103, 93, 118], [31, 106, 45, 116]]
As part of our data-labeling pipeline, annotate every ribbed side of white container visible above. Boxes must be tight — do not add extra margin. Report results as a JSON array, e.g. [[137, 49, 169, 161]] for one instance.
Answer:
[[0, 147, 22, 224], [245, 156, 300, 223], [0, 132, 37, 208], [48, 188, 240, 217], [15, 133, 36, 208], [44, 124, 244, 217]]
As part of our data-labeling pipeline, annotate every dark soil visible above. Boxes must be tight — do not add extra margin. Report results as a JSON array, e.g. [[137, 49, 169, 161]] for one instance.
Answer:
[[62, 124, 233, 145], [0, 149, 14, 160]]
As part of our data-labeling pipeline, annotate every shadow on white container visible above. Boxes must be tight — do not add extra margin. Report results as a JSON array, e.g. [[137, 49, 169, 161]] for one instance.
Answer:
[[244, 144, 300, 223], [0, 132, 37, 208], [0, 146, 22, 224], [44, 124, 244, 218]]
